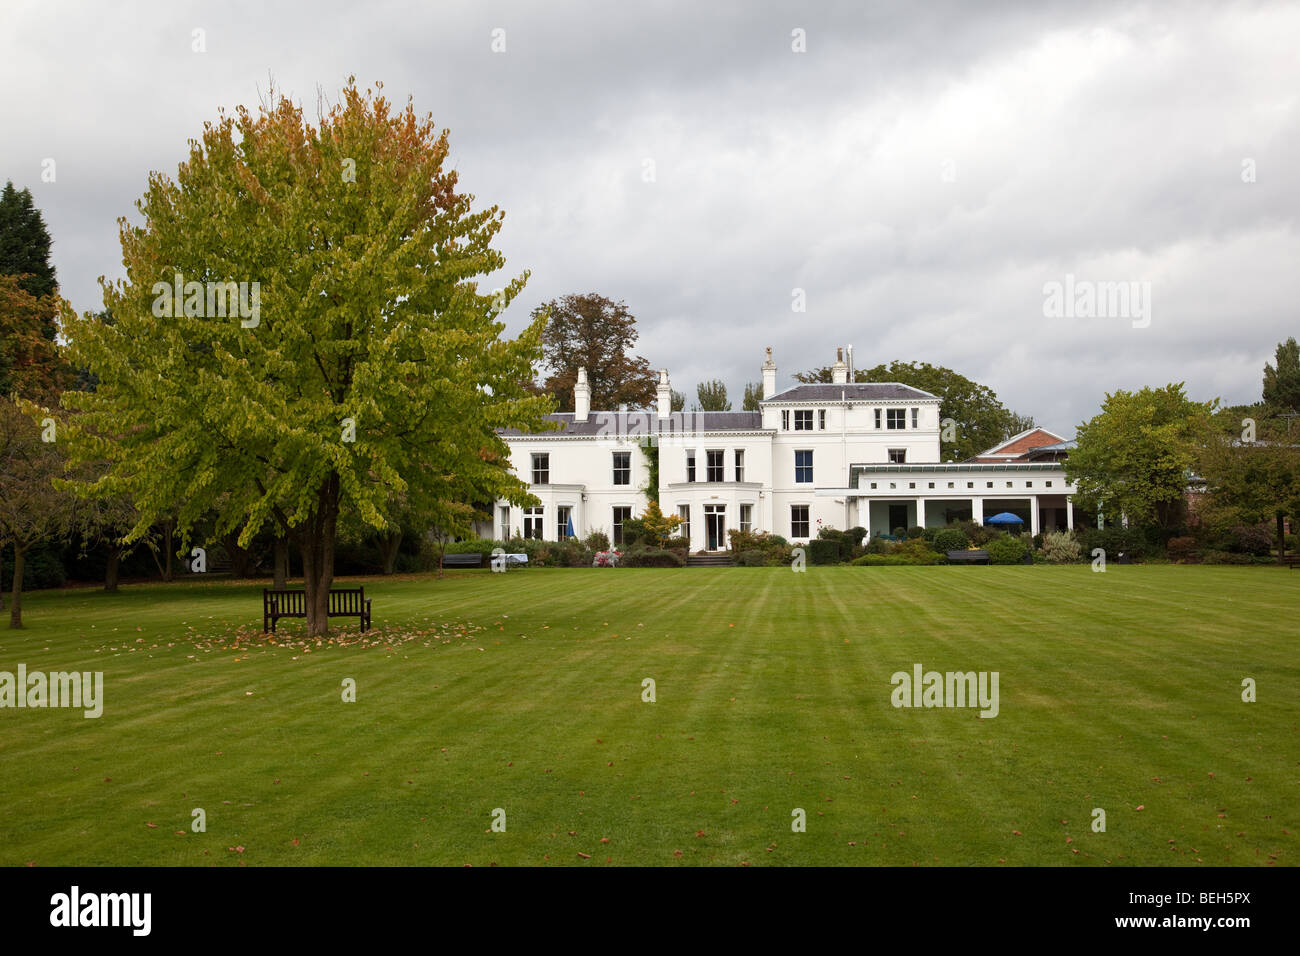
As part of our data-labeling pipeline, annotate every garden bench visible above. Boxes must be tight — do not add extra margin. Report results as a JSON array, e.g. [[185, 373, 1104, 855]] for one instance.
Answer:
[[1282, 554, 1300, 570], [946, 550, 989, 564], [262, 587, 371, 633], [442, 553, 483, 568]]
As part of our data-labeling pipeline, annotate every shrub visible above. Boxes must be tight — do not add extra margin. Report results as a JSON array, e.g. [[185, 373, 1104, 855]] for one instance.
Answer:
[[1040, 530, 1081, 564], [866, 535, 893, 555], [1081, 527, 1146, 562], [815, 526, 856, 560], [986, 535, 1029, 565], [621, 548, 684, 568], [891, 527, 907, 538], [852, 547, 943, 566], [906, 526, 925, 539], [1201, 550, 1252, 565], [736, 549, 767, 567], [931, 528, 969, 553], [584, 530, 610, 552], [952, 519, 998, 547], [1166, 536, 1199, 563], [1213, 523, 1274, 556], [728, 529, 792, 565], [592, 550, 620, 567], [808, 538, 842, 565]]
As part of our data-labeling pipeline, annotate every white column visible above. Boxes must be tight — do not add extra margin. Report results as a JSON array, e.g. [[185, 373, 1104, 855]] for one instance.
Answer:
[[973, 497, 984, 524], [1066, 499, 1074, 530], [917, 497, 926, 528], [1030, 495, 1039, 536]]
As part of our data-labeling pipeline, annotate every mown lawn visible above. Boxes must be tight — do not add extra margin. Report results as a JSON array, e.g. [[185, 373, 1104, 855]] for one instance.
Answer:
[[1, 565, 1295, 866]]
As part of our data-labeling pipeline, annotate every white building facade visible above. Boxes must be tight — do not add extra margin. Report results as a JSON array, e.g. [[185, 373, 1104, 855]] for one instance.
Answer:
[[495, 350, 1078, 550]]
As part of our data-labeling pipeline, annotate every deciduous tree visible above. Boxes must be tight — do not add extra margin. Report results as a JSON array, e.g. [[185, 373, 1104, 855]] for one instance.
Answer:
[[535, 293, 656, 410], [58, 79, 553, 635], [1066, 384, 1216, 532]]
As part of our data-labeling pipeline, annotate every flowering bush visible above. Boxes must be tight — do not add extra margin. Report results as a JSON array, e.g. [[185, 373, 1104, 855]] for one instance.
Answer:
[[592, 550, 621, 568]]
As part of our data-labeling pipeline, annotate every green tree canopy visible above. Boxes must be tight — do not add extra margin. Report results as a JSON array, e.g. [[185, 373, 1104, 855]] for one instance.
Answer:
[[1262, 337, 1300, 411], [695, 378, 731, 411], [1065, 383, 1217, 532], [57, 79, 553, 634]]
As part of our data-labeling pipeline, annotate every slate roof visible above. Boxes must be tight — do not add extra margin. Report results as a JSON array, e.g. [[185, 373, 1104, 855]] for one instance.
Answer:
[[498, 410, 765, 437], [763, 383, 938, 402]]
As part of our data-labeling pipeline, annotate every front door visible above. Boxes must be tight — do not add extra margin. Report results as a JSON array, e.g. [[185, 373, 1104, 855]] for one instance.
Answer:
[[704, 504, 726, 551]]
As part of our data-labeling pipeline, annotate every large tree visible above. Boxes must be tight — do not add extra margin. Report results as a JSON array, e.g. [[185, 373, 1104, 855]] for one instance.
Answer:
[[0, 399, 79, 626], [1198, 406, 1300, 560], [695, 379, 731, 411], [1065, 383, 1216, 532], [535, 293, 657, 410], [796, 359, 1030, 460], [1262, 337, 1300, 412], [741, 381, 762, 411], [59, 79, 554, 635]]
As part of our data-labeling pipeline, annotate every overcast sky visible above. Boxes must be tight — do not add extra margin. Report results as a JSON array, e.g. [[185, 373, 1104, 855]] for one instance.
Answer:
[[4, 0, 1297, 435]]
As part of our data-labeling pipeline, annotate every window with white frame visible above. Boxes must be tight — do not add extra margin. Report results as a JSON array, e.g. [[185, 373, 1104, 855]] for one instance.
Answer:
[[794, 409, 813, 430], [781, 409, 790, 430], [556, 505, 573, 540], [686, 451, 696, 482], [888, 448, 906, 463], [706, 449, 724, 482], [911, 407, 919, 429], [499, 506, 511, 539], [739, 504, 752, 532], [523, 507, 544, 539], [887, 408, 906, 429], [734, 449, 745, 482], [612, 506, 632, 545], [678, 504, 691, 541], [531, 453, 549, 484], [874, 408, 882, 428], [818, 409, 826, 430], [795, 449, 813, 483], [791, 505, 810, 538], [612, 451, 631, 486]]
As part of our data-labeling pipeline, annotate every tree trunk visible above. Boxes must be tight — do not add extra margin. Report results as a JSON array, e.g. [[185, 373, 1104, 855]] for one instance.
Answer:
[[297, 475, 340, 636], [0, 544, 5, 610], [163, 519, 174, 582], [1278, 511, 1287, 563], [223, 533, 253, 578], [8, 546, 25, 628], [105, 547, 121, 592], [274, 536, 289, 589], [380, 530, 401, 575]]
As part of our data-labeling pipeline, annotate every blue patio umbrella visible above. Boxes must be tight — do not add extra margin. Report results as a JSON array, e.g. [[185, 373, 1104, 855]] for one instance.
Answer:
[[565, 513, 575, 539], [985, 512, 1025, 526]]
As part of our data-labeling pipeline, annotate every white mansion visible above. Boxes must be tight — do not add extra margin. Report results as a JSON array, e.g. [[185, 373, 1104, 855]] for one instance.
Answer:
[[494, 348, 1079, 551]]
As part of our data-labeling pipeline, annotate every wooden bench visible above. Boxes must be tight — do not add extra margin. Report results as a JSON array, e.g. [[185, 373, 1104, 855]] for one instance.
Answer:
[[946, 549, 989, 565], [1282, 554, 1300, 570], [442, 553, 483, 568], [263, 587, 371, 633]]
